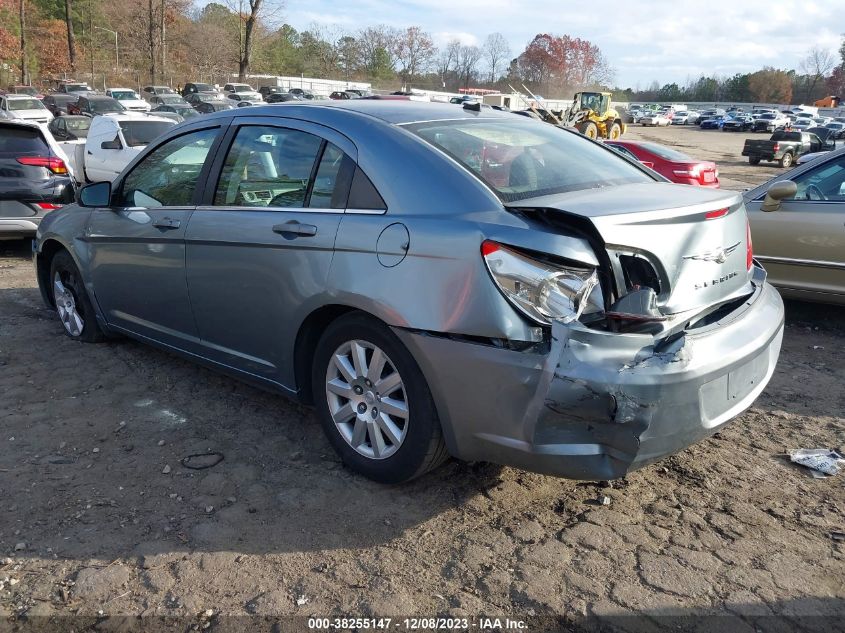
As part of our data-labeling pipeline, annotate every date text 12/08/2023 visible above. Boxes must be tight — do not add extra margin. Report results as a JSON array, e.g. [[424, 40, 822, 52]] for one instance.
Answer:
[[307, 617, 528, 630]]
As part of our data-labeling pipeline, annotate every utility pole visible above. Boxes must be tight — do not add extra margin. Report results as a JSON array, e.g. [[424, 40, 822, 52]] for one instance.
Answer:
[[19, 0, 28, 85], [95, 27, 118, 70]]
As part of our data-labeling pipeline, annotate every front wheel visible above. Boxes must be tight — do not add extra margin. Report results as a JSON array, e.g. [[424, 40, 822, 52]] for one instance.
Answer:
[[579, 121, 599, 138], [312, 313, 448, 483], [50, 250, 106, 343]]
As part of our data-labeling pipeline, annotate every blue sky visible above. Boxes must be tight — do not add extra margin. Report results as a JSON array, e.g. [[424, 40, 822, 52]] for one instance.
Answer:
[[212, 0, 844, 88]]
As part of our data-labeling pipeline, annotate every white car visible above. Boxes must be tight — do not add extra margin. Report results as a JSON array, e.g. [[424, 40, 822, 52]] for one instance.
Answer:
[[105, 88, 151, 113], [671, 110, 699, 125], [66, 113, 176, 183], [223, 83, 255, 93], [226, 91, 264, 106], [0, 94, 53, 124], [792, 118, 814, 131], [641, 112, 671, 127]]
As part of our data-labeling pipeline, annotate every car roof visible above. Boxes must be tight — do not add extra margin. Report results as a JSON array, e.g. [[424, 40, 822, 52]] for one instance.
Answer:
[[213, 100, 512, 126]]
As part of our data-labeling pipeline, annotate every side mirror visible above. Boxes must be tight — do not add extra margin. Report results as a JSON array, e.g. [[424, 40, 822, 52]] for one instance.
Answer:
[[761, 180, 797, 212], [101, 137, 122, 150], [79, 181, 112, 207]]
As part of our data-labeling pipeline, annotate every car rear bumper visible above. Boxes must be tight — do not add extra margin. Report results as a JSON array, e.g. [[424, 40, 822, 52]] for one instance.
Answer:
[[0, 217, 41, 237], [395, 265, 783, 480]]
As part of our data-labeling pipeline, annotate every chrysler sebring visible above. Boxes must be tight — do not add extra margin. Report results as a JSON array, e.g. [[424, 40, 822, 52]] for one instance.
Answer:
[[34, 102, 784, 483]]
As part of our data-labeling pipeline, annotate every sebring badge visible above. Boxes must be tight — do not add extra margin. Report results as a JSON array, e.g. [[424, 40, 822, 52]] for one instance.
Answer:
[[683, 241, 741, 264]]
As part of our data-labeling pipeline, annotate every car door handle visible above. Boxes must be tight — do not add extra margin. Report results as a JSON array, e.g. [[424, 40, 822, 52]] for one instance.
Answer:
[[272, 221, 317, 237], [152, 218, 181, 229]]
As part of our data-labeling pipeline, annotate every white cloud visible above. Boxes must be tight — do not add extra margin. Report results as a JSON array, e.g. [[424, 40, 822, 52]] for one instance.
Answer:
[[257, 0, 844, 85], [433, 32, 479, 47]]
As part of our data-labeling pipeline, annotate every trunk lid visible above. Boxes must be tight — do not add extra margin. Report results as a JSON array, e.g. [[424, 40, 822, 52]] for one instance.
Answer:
[[508, 182, 753, 315]]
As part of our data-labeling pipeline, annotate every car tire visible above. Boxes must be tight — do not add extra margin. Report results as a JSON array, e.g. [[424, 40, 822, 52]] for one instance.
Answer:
[[779, 152, 793, 168], [50, 250, 106, 343], [749, 157, 761, 165], [312, 312, 449, 484]]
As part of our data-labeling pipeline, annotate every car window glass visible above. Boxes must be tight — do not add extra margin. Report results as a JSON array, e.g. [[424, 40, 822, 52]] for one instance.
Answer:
[[788, 155, 845, 201], [118, 128, 218, 208], [214, 126, 323, 208], [309, 143, 346, 208]]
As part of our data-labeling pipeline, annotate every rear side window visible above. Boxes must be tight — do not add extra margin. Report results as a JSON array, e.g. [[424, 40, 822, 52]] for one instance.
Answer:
[[213, 125, 354, 209], [0, 126, 49, 156]]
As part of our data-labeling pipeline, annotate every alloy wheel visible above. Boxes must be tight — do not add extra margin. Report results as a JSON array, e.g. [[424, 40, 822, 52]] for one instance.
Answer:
[[53, 272, 84, 337], [325, 340, 408, 460]]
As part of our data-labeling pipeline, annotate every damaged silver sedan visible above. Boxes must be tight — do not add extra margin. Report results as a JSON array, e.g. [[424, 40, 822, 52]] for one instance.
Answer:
[[33, 101, 784, 483]]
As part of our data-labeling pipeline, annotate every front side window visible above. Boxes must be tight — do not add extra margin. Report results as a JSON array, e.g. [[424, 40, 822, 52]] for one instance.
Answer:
[[118, 128, 218, 208], [406, 118, 651, 202], [214, 126, 328, 208], [788, 155, 845, 201]]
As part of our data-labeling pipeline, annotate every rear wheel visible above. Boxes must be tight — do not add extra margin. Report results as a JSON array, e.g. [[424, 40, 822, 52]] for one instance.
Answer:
[[579, 121, 599, 139], [607, 122, 622, 140], [50, 250, 105, 343], [779, 152, 794, 168], [312, 313, 448, 483], [749, 157, 761, 165]]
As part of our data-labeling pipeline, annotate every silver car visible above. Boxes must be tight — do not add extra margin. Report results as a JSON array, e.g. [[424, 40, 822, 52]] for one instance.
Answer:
[[744, 147, 845, 304], [34, 102, 784, 483]]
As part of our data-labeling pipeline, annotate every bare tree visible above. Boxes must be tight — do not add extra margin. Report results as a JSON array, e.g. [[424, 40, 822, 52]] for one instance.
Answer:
[[393, 26, 435, 85], [19, 0, 28, 84], [482, 32, 509, 84], [436, 39, 460, 88], [800, 46, 835, 101], [457, 44, 482, 89], [357, 25, 399, 77], [147, 0, 157, 82], [65, 0, 76, 71]]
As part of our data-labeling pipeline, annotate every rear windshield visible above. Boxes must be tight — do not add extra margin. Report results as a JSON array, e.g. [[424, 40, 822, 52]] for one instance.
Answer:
[[193, 84, 213, 92], [637, 142, 693, 162], [110, 91, 138, 101], [90, 99, 124, 113], [406, 118, 652, 202], [7, 98, 45, 111], [118, 121, 175, 147], [772, 131, 801, 141], [66, 118, 91, 133], [0, 126, 49, 155]]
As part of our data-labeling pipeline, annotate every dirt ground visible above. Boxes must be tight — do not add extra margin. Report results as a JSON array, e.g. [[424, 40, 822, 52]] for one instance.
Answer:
[[1, 125, 844, 632]]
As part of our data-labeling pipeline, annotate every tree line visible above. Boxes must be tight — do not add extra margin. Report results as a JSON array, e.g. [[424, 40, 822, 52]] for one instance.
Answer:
[[0, 0, 843, 107], [0, 0, 610, 95], [616, 43, 845, 106]]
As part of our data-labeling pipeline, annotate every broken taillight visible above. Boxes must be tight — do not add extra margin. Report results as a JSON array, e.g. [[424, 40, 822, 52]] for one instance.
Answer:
[[746, 219, 753, 270]]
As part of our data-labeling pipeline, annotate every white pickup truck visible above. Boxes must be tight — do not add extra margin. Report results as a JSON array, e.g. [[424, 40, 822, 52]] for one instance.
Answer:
[[57, 112, 175, 183]]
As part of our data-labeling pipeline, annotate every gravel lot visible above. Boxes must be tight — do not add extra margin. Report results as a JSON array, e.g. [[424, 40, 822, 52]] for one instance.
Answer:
[[1, 124, 843, 631]]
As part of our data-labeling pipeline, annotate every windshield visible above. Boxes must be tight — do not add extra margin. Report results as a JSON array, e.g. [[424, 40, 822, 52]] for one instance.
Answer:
[[759, 114, 775, 120], [64, 84, 88, 92], [118, 120, 175, 147], [65, 117, 91, 134], [193, 84, 213, 92], [7, 98, 46, 111], [110, 91, 139, 101], [158, 95, 184, 104], [638, 142, 693, 162], [90, 99, 125, 113], [198, 93, 224, 102], [407, 118, 652, 203], [230, 84, 251, 91]]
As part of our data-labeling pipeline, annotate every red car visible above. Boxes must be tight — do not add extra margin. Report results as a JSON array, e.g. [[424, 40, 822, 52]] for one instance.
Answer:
[[605, 140, 720, 187]]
